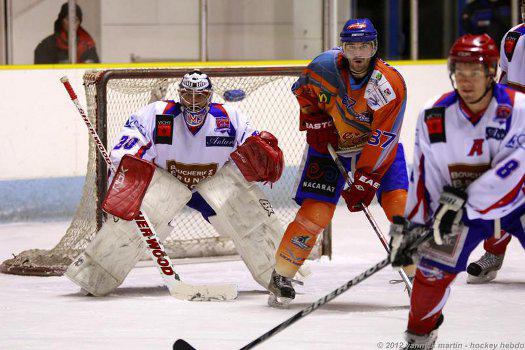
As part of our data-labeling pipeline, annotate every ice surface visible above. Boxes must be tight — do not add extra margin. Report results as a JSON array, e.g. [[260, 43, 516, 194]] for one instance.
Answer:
[[1, 204, 524, 349]]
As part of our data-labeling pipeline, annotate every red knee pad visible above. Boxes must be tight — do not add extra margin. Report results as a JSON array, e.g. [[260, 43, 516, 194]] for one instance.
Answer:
[[407, 265, 456, 335]]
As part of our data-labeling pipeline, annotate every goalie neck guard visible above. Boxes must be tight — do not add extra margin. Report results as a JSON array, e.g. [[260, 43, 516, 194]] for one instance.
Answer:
[[178, 70, 213, 128]]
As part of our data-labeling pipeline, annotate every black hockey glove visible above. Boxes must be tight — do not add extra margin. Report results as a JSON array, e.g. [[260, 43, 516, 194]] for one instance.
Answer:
[[432, 186, 467, 245], [389, 216, 427, 269]]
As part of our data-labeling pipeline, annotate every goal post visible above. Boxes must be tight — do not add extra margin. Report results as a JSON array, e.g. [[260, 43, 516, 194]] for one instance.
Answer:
[[0, 66, 332, 277]]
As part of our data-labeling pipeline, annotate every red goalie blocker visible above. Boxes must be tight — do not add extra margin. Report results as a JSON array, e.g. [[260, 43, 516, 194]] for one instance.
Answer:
[[230, 131, 284, 183], [102, 154, 156, 220]]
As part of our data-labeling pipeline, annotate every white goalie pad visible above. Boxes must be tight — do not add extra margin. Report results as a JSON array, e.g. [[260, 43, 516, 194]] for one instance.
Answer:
[[196, 161, 286, 289], [65, 167, 192, 296]]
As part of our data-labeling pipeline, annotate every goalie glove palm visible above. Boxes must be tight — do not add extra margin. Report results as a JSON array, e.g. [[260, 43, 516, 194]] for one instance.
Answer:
[[432, 186, 467, 245], [230, 131, 284, 183]]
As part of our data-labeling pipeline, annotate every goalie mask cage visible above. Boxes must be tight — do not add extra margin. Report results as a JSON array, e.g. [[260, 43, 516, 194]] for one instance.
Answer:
[[0, 66, 332, 277]]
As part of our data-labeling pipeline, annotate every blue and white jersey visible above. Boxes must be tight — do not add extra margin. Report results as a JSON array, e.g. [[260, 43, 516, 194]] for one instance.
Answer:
[[500, 23, 525, 92], [406, 84, 525, 224], [109, 101, 257, 190]]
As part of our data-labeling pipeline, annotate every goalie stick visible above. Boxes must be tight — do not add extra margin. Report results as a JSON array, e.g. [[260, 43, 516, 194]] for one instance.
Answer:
[[327, 144, 413, 295], [173, 226, 433, 350], [60, 76, 237, 301]]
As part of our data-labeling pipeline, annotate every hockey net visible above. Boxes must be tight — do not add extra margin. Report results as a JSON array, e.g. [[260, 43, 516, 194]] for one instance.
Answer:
[[0, 66, 332, 276]]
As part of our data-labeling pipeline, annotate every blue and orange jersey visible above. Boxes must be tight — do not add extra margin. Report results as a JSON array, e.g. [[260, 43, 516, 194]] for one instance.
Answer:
[[292, 48, 407, 178]]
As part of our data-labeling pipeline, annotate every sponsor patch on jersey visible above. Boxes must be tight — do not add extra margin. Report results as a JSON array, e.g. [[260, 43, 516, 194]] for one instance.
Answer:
[[154, 114, 174, 144], [495, 104, 512, 124], [504, 31, 521, 62], [206, 136, 235, 147], [424, 107, 446, 143], [486, 127, 507, 141], [318, 91, 332, 104], [365, 70, 396, 111], [505, 133, 525, 150], [301, 156, 338, 197], [339, 131, 369, 152], [166, 160, 218, 190], [448, 163, 491, 190]]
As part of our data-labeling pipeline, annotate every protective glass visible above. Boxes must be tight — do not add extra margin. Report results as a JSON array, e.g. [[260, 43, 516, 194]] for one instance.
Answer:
[[342, 41, 377, 59]]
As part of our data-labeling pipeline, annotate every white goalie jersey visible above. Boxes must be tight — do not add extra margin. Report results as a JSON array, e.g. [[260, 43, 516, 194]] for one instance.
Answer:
[[109, 100, 257, 190], [406, 84, 525, 224]]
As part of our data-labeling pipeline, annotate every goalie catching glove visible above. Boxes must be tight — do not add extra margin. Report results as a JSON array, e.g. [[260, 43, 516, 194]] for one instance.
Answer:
[[230, 131, 284, 183]]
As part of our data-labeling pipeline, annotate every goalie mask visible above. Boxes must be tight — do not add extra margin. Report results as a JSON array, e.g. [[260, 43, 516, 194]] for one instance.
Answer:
[[178, 70, 213, 127]]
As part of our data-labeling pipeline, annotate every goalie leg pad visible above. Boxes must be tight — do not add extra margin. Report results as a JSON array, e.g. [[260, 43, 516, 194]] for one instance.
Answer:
[[65, 167, 192, 296], [196, 162, 285, 289]]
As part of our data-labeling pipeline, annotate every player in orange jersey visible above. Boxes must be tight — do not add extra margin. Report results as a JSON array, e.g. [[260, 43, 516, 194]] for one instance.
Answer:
[[268, 18, 411, 306]]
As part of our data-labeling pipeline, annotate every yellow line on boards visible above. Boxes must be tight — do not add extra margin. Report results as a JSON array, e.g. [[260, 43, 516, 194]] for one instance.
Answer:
[[0, 58, 447, 71]]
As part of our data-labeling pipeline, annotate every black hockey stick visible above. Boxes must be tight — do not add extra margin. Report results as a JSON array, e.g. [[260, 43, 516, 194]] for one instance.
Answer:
[[173, 258, 389, 350], [326, 144, 413, 295], [173, 228, 432, 350]]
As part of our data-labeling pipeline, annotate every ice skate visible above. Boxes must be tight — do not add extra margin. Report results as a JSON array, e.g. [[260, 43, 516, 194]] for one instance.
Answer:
[[402, 329, 438, 349], [467, 252, 504, 284], [267, 270, 296, 308]]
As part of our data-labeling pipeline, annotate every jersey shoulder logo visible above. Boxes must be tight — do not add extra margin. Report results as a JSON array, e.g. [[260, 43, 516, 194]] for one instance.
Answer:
[[209, 103, 232, 132], [424, 107, 446, 143], [154, 114, 174, 144], [504, 31, 521, 62], [364, 70, 396, 111]]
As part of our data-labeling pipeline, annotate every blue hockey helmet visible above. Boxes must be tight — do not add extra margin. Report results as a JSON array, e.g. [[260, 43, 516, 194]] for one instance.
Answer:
[[340, 18, 377, 43]]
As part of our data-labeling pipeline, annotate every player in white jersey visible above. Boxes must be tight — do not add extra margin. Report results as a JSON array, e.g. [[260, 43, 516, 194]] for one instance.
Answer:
[[65, 70, 289, 297], [499, 0, 525, 93], [467, 0, 525, 283], [388, 34, 525, 349]]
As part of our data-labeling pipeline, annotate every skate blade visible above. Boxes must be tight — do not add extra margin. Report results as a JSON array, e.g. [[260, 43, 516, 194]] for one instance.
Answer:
[[268, 293, 293, 308], [467, 270, 497, 284]]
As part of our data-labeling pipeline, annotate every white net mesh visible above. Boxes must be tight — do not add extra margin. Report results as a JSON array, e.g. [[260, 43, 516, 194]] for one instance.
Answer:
[[0, 67, 331, 276]]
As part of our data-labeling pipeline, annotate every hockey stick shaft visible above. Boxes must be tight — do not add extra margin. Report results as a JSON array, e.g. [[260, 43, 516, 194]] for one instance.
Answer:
[[239, 228, 431, 350], [327, 144, 413, 294], [60, 76, 236, 301], [240, 258, 389, 349], [172, 227, 435, 350]]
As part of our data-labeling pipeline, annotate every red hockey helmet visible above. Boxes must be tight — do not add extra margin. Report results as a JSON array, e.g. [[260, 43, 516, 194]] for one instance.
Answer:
[[448, 34, 499, 77]]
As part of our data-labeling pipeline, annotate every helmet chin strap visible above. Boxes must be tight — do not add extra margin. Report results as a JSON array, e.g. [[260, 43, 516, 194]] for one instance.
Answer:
[[449, 73, 494, 105], [468, 81, 494, 104]]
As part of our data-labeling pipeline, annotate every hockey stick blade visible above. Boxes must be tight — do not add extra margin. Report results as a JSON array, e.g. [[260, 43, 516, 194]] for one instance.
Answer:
[[326, 144, 413, 295], [170, 281, 237, 301], [173, 339, 197, 350]]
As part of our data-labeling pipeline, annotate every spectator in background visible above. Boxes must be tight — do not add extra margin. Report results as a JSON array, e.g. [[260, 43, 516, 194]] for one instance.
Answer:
[[34, 2, 99, 64], [461, 0, 511, 47]]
